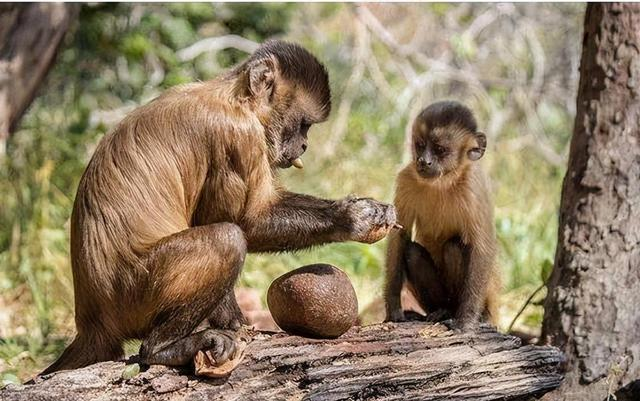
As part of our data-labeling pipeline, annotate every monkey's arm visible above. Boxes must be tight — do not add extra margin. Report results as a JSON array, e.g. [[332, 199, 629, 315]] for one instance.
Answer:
[[383, 176, 416, 321], [384, 229, 410, 321], [241, 192, 395, 253]]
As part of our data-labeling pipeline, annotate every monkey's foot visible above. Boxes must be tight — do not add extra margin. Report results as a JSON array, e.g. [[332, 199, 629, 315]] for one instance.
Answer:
[[194, 328, 250, 378], [441, 318, 479, 332], [403, 310, 428, 321], [141, 328, 239, 367], [384, 309, 407, 323], [424, 309, 451, 323]]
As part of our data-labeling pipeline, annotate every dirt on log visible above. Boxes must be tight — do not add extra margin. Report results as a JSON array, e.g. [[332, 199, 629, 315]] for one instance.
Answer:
[[2, 321, 564, 401]]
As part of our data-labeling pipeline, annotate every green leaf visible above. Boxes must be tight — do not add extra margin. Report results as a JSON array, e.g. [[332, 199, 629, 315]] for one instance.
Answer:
[[451, 32, 477, 60], [120, 33, 152, 61], [121, 363, 140, 380], [1, 373, 21, 388]]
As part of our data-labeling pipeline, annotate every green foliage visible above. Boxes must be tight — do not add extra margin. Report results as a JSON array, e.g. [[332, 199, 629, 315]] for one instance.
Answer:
[[0, 336, 67, 381], [221, 3, 295, 40], [1, 373, 21, 389]]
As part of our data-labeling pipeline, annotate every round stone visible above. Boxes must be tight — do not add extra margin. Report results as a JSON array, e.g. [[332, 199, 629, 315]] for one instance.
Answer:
[[267, 264, 358, 338]]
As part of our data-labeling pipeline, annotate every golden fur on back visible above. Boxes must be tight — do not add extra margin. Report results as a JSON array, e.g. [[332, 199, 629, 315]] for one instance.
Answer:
[[70, 79, 276, 340]]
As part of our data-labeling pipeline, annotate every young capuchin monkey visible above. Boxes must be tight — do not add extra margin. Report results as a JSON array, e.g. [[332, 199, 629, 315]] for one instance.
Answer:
[[384, 101, 500, 330]]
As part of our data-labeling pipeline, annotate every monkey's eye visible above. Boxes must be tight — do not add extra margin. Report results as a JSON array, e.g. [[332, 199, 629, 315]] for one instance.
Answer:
[[433, 144, 447, 156], [300, 122, 311, 137], [415, 140, 426, 149]]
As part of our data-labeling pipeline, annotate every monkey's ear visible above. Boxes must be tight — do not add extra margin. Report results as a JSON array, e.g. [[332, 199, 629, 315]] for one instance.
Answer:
[[247, 57, 276, 100], [467, 132, 487, 161]]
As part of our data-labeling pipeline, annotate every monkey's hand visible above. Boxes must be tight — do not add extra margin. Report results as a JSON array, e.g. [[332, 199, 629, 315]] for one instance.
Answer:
[[338, 196, 398, 244]]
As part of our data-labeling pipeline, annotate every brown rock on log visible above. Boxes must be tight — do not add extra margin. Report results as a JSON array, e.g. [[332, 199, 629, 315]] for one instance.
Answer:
[[267, 264, 358, 338]]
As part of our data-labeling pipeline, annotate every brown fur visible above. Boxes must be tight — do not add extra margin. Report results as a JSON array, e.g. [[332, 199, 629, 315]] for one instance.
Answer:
[[384, 101, 500, 328], [43, 40, 396, 374]]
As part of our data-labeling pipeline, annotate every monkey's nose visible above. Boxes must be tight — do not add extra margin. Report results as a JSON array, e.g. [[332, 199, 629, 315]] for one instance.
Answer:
[[417, 157, 431, 169]]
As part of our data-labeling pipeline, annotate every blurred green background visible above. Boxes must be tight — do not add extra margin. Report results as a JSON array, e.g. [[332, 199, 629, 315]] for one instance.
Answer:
[[0, 3, 584, 381]]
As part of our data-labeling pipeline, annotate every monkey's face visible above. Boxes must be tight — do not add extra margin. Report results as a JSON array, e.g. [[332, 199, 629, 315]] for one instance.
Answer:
[[267, 83, 330, 169], [240, 44, 330, 170], [412, 123, 486, 180], [274, 102, 315, 169]]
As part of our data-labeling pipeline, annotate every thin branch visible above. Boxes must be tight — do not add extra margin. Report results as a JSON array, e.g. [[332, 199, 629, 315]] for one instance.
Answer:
[[508, 282, 545, 333], [177, 34, 259, 62]]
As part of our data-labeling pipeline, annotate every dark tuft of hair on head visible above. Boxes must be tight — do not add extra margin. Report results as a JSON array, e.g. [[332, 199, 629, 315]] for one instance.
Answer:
[[420, 101, 477, 133], [246, 40, 331, 117]]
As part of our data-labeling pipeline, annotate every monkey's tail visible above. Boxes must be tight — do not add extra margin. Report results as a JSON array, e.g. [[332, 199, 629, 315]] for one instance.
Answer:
[[40, 333, 123, 376]]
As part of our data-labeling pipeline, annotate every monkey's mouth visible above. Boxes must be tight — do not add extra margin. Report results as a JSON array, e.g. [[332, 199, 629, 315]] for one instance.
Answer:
[[278, 157, 305, 169], [416, 166, 441, 179]]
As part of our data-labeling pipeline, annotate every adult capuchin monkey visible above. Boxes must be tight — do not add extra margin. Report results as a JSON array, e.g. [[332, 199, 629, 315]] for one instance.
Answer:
[[42, 40, 397, 374]]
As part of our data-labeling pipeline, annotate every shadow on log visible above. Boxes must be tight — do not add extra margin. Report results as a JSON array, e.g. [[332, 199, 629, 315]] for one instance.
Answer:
[[1, 321, 564, 401]]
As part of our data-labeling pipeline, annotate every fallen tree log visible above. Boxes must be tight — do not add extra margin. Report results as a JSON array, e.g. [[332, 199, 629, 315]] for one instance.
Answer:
[[2, 321, 564, 401]]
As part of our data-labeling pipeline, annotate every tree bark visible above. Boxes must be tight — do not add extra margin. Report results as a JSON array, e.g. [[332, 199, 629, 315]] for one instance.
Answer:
[[0, 3, 77, 154], [542, 3, 640, 401], [2, 322, 564, 401]]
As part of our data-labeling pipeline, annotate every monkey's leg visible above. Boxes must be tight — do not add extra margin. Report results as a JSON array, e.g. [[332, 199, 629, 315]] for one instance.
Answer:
[[405, 241, 449, 313], [443, 236, 489, 330], [441, 236, 469, 304], [140, 223, 246, 366], [208, 291, 247, 330], [439, 237, 468, 330]]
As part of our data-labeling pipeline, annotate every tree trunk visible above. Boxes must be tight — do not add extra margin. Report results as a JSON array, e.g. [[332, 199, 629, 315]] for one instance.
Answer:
[[542, 3, 640, 401], [2, 322, 564, 401], [0, 3, 77, 154]]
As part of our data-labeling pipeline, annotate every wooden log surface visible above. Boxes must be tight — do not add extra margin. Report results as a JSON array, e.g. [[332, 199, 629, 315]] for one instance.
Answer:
[[1, 321, 564, 401]]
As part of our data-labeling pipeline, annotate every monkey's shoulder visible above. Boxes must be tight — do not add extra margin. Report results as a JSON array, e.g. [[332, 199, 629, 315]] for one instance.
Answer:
[[463, 165, 494, 207], [137, 81, 264, 137], [394, 165, 421, 195]]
